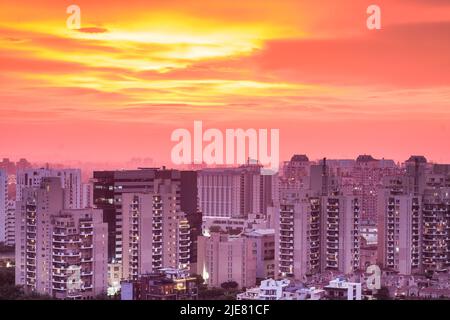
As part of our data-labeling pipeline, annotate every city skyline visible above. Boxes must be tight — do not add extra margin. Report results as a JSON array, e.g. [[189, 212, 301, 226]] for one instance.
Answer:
[[1, 0, 450, 304], [1, 1, 450, 163]]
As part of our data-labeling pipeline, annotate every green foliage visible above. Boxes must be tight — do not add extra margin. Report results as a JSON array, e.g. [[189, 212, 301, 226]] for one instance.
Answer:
[[374, 286, 391, 300], [220, 281, 239, 290], [0, 267, 54, 300]]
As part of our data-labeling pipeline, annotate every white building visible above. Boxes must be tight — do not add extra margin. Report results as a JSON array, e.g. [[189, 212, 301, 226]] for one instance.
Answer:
[[82, 182, 93, 208], [244, 229, 275, 279], [15, 177, 108, 299], [275, 194, 360, 279], [198, 164, 274, 218], [324, 278, 362, 300], [120, 179, 191, 281], [237, 278, 324, 300], [0, 169, 6, 243], [5, 200, 15, 246], [197, 232, 257, 289], [16, 168, 83, 209]]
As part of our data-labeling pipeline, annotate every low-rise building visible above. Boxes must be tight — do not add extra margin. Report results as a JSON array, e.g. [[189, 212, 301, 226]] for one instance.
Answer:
[[323, 278, 362, 300], [120, 268, 198, 300], [237, 278, 324, 300], [197, 232, 257, 289]]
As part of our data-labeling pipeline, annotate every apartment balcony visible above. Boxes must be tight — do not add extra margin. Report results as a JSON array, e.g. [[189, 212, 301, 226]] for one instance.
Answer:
[[326, 263, 338, 269], [179, 228, 190, 235], [26, 259, 36, 266], [280, 255, 294, 262], [179, 248, 190, 255], [80, 224, 93, 230], [279, 243, 294, 250], [279, 261, 293, 267], [52, 238, 68, 244], [26, 268, 36, 274], [53, 272, 67, 278], [327, 247, 339, 254], [180, 254, 191, 261], [81, 271, 94, 277], [26, 235, 36, 241], [81, 257, 93, 263], [80, 244, 93, 250], [280, 221, 294, 231], [80, 230, 94, 236], [53, 251, 81, 258], [280, 239, 294, 245], [52, 286, 67, 291], [52, 278, 67, 285], [82, 284, 94, 291]]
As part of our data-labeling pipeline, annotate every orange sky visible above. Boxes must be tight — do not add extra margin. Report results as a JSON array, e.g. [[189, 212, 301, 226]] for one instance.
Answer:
[[1, 0, 450, 164]]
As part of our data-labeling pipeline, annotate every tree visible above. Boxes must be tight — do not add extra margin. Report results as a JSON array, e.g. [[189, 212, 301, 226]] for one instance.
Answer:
[[374, 286, 391, 300], [221, 281, 239, 291], [0, 267, 55, 300]]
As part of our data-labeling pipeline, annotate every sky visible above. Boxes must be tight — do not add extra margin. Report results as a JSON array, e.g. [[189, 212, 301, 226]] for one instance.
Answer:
[[0, 0, 449, 165]]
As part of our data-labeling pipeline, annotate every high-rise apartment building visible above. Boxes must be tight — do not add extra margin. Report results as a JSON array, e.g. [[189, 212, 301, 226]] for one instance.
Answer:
[[275, 159, 360, 279], [0, 169, 7, 243], [5, 200, 15, 246], [378, 157, 450, 275], [317, 155, 399, 225], [82, 181, 93, 208], [93, 168, 200, 267], [276, 197, 321, 278], [121, 180, 191, 280], [321, 196, 360, 274], [198, 164, 274, 218], [377, 184, 421, 275], [275, 194, 360, 279], [16, 168, 82, 210], [15, 177, 108, 299]]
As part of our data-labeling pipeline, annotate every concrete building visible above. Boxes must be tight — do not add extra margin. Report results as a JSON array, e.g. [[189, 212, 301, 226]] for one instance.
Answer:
[[16, 168, 82, 210], [120, 181, 191, 280], [275, 194, 360, 279], [15, 177, 108, 299], [378, 157, 450, 276], [93, 169, 200, 268], [121, 268, 198, 300], [244, 229, 275, 279], [237, 278, 324, 300], [202, 214, 268, 236], [276, 197, 321, 278], [5, 200, 15, 246], [82, 181, 93, 208], [198, 164, 274, 219], [197, 232, 257, 289], [321, 195, 360, 274], [323, 278, 362, 300], [0, 169, 6, 243]]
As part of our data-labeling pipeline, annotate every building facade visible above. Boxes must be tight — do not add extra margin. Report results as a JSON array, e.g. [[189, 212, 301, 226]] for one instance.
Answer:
[[15, 177, 108, 299], [197, 232, 257, 289]]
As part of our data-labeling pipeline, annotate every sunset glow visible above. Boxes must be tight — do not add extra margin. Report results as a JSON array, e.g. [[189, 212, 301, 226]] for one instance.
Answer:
[[1, 0, 450, 163]]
